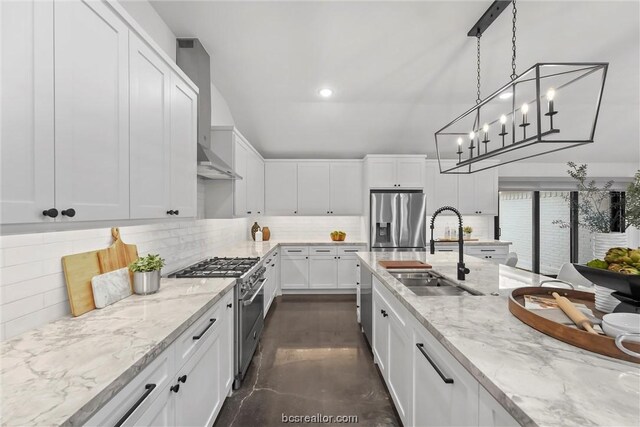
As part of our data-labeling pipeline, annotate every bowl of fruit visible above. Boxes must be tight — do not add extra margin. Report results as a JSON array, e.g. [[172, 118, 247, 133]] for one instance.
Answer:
[[573, 247, 640, 302], [330, 230, 346, 242]]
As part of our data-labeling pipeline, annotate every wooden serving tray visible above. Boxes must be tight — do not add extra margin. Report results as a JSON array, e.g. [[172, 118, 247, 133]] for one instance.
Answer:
[[378, 260, 432, 269], [509, 287, 640, 364]]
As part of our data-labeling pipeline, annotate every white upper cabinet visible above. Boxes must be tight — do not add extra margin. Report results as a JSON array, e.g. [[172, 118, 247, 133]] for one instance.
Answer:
[[54, 0, 130, 221], [129, 34, 171, 219], [426, 160, 459, 213], [169, 74, 198, 218], [330, 162, 363, 215], [367, 156, 425, 189], [458, 167, 498, 215], [233, 140, 248, 216], [0, 0, 55, 224], [265, 162, 298, 215], [297, 163, 331, 215], [246, 151, 265, 215]]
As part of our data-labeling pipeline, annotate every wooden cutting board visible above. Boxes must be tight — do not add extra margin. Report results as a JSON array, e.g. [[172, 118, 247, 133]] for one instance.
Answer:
[[62, 228, 139, 317], [97, 228, 138, 283], [378, 260, 432, 269]]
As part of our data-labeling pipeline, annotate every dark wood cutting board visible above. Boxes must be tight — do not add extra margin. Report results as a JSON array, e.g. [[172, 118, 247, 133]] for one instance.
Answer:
[[378, 260, 432, 269]]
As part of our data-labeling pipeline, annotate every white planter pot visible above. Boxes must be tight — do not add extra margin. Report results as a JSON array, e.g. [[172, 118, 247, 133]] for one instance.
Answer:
[[592, 232, 627, 259]]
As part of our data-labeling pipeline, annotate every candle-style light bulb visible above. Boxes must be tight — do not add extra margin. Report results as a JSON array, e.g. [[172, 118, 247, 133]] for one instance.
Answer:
[[500, 114, 507, 125], [483, 123, 489, 133], [519, 103, 530, 139], [456, 137, 463, 162], [499, 114, 508, 146], [521, 103, 529, 114], [545, 88, 557, 130], [481, 123, 490, 153], [457, 137, 463, 146], [469, 131, 475, 140]]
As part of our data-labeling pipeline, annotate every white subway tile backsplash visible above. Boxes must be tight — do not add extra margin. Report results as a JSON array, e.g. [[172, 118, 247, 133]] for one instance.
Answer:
[[3, 301, 70, 339], [1, 294, 45, 323]]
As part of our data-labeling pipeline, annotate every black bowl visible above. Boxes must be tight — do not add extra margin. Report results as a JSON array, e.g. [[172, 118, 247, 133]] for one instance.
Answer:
[[573, 263, 640, 300]]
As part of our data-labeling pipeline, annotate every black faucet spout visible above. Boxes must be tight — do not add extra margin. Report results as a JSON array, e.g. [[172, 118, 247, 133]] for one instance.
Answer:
[[429, 206, 469, 281]]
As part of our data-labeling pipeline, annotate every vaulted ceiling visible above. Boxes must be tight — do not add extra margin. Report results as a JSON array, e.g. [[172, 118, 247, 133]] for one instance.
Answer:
[[152, 1, 639, 164]]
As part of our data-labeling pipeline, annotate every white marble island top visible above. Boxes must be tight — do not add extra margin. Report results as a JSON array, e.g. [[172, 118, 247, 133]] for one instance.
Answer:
[[0, 277, 235, 426], [357, 251, 640, 427]]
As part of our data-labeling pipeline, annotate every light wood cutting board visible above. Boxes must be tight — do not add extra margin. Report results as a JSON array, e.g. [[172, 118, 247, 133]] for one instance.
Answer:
[[378, 260, 432, 269], [97, 227, 138, 284], [62, 228, 139, 317]]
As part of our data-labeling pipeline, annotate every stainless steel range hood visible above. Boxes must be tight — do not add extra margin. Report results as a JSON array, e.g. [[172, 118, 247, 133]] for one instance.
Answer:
[[177, 38, 241, 180]]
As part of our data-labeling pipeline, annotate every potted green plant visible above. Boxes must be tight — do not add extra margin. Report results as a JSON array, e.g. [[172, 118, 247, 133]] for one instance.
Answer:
[[626, 170, 640, 231], [129, 254, 165, 295], [463, 226, 473, 240], [552, 162, 628, 259]]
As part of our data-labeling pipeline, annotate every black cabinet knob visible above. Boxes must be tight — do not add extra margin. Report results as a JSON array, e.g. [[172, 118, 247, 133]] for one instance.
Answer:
[[305, 256, 308, 259], [227, 303, 232, 308], [327, 211, 330, 214], [178, 375, 188, 383], [61, 208, 75, 217], [42, 208, 59, 218], [167, 210, 175, 215], [170, 384, 180, 393], [247, 211, 251, 214], [330, 211, 333, 214], [174, 210, 179, 215], [294, 211, 297, 214]]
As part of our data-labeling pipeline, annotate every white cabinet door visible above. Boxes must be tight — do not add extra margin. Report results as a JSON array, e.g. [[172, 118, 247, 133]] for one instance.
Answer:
[[0, 0, 55, 224], [457, 173, 477, 215], [246, 152, 265, 215], [478, 385, 520, 427], [174, 327, 222, 427], [129, 34, 171, 219], [473, 168, 498, 215], [388, 311, 411, 423], [368, 158, 396, 188], [308, 256, 338, 289], [330, 162, 363, 215], [412, 326, 479, 427], [54, 0, 130, 221], [233, 140, 248, 216], [372, 284, 389, 377], [169, 74, 197, 218], [427, 161, 459, 213], [221, 294, 235, 394], [396, 157, 425, 188], [281, 256, 309, 289], [297, 162, 331, 215], [336, 257, 358, 289], [265, 162, 298, 215], [135, 385, 174, 427]]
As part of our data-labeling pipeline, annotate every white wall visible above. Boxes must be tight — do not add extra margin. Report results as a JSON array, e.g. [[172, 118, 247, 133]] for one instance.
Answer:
[[211, 83, 235, 126], [0, 219, 250, 341], [118, 0, 177, 61]]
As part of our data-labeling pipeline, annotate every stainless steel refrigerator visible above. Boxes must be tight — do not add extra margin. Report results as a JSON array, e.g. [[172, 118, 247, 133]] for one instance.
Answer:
[[370, 191, 427, 251]]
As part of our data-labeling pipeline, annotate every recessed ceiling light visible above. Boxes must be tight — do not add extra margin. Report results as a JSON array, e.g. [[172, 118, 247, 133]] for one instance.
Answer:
[[499, 92, 513, 100], [318, 88, 333, 98]]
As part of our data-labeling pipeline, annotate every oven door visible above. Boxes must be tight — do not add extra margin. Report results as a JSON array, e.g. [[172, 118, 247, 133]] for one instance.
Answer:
[[239, 277, 266, 380]]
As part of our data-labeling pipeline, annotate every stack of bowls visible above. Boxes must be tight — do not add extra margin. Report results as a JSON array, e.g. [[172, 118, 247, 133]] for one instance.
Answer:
[[602, 313, 640, 342], [594, 284, 620, 313]]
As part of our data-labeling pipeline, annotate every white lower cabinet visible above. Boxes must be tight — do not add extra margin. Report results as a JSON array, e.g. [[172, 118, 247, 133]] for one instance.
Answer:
[[433, 244, 510, 264], [86, 290, 234, 427], [280, 245, 365, 291], [371, 276, 519, 427], [264, 251, 279, 317]]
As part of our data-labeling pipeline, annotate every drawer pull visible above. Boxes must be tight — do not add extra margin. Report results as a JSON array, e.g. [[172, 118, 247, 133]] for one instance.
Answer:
[[114, 383, 156, 427], [193, 318, 216, 340], [288, 250, 302, 253], [416, 343, 454, 384], [438, 249, 454, 252], [178, 375, 188, 383], [344, 249, 358, 252], [480, 249, 496, 252], [316, 250, 330, 253]]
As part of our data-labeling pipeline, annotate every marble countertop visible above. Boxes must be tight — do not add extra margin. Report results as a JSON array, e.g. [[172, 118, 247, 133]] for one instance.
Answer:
[[0, 277, 235, 426], [433, 239, 512, 246], [357, 251, 640, 427]]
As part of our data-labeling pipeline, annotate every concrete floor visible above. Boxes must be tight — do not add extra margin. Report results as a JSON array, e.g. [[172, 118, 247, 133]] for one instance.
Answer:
[[214, 295, 401, 427]]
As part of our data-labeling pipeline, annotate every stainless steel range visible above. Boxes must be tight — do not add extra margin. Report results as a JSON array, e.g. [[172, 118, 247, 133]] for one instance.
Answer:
[[170, 257, 265, 389]]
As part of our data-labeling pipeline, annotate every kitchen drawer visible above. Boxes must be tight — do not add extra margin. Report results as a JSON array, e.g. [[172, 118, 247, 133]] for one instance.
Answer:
[[466, 246, 508, 257], [85, 346, 174, 427], [434, 246, 458, 253], [174, 293, 227, 366], [310, 246, 337, 255], [282, 246, 309, 256], [337, 245, 365, 256]]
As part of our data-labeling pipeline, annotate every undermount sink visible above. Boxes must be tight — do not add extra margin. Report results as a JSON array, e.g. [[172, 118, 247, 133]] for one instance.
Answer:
[[389, 271, 478, 297]]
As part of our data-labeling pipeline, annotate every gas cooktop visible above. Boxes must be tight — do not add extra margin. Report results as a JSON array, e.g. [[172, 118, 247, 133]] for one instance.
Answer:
[[169, 257, 261, 278]]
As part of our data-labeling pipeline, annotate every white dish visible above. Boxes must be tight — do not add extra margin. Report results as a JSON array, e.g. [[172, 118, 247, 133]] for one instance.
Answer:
[[603, 313, 640, 332], [603, 323, 640, 342]]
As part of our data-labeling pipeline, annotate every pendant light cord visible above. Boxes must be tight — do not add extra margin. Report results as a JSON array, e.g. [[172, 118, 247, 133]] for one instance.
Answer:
[[476, 32, 481, 104], [511, 0, 517, 80]]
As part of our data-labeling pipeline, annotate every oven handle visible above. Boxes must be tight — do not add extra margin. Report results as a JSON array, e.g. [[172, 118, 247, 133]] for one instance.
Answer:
[[243, 278, 266, 306]]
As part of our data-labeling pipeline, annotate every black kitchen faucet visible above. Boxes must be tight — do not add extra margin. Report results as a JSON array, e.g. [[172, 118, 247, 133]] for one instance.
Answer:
[[429, 206, 470, 280]]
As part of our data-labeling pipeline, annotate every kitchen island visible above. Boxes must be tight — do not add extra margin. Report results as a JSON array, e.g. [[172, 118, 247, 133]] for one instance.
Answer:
[[358, 251, 640, 427]]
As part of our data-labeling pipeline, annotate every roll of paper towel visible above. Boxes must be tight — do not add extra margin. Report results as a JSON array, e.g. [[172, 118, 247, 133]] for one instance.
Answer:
[[255, 230, 263, 242]]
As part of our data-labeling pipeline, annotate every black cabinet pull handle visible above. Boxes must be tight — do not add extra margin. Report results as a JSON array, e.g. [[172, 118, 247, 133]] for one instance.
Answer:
[[178, 375, 188, 383], [227, 303, 232, 308], [167, 210, 175, 215], [193, 318, 216, 340], [381, 309, 388, 317], [114, 383, 156, 427], [42, 208, 59, 218], [61, 208, 75, 217], [247, 211, 252, 214], [416, 343, 454, 384], [271, 264, 275, 267], [170, 384, 180, 393]]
